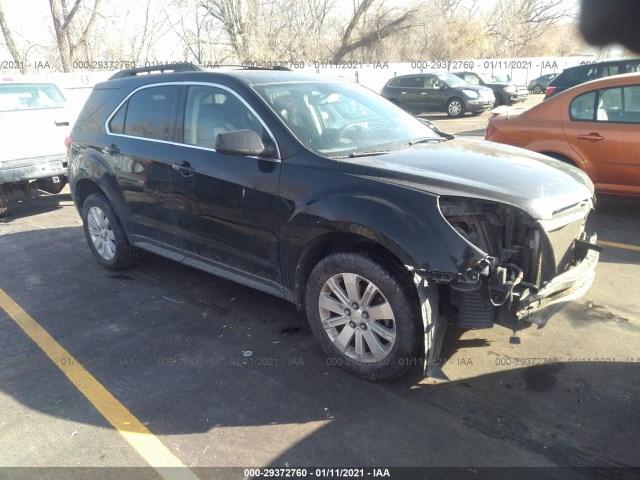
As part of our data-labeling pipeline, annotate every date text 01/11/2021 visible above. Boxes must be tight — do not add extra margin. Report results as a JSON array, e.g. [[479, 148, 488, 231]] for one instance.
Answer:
[[244, 467, 392, 478]]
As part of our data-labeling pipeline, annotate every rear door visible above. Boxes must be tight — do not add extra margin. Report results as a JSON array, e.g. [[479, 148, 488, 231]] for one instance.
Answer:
[[105, 84, 183, 254], [391, 76, 423, 112], [563, 84, 640, 195], [169, 83, 282, 291]]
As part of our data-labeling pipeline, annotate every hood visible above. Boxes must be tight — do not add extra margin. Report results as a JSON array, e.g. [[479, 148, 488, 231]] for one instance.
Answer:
[[339, 139, 594, 220]]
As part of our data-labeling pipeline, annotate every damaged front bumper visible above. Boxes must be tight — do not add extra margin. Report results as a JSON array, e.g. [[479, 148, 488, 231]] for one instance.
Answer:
[[0, 155, 68, 183], [516, 233, 601, 327]]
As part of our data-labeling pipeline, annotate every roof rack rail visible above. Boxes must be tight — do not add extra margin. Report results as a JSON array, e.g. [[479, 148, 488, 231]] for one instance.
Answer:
[[109, 63, 203, 79], [202, 64, 292, 72]]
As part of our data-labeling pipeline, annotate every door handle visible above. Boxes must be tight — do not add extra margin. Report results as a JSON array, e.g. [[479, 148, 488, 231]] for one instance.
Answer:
[[54, 120, 70, 127], [577, 133, 604, 142], [420, 92, 428, 95], [172, 161, 195, 176], [400, 91, 407, 95]]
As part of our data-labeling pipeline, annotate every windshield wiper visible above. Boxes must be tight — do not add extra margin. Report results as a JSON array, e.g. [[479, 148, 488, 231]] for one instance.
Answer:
[[332, 150, 391, 159], [406, 137, 447, 146]]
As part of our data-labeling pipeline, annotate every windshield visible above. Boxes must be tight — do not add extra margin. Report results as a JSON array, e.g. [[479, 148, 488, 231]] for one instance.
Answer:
[[438, 73, 468, 88], [253, 81, 440, 158], [0, 83, 66, 112]]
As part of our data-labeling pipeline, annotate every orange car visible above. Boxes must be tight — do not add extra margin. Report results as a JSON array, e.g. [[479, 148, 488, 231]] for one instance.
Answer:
[[486, 73, 640, 197]]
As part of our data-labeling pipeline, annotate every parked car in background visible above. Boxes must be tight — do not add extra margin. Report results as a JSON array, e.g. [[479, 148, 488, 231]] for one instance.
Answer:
[[544, 58, 640, 99], [0, 80, 70, 216], [380, 73, 494, 117], [528, 73, 558, 94], [452, 71, 528, 106], [487, 73, 640, 197], [69, 64, 599, 381]]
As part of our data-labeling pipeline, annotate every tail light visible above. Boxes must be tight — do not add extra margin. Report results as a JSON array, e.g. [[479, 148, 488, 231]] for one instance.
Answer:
[[64, 135, 72, 160], [545, 86, 556, 98], [485, 121, 497, 140]]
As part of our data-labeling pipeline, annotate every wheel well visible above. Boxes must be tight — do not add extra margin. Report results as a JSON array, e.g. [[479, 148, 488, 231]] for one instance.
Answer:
[[75, 179, 104, 210], [540, 152, 577, 166], [295, 233, 415, 310]]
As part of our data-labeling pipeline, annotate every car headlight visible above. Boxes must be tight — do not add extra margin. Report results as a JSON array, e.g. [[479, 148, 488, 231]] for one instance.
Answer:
[[503, 86, 516, 93], [462, 89, 479, 99]]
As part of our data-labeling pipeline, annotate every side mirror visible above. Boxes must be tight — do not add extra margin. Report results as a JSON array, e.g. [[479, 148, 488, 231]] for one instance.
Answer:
[[215, 129, 271, 157], [440, 84, 447, 90]]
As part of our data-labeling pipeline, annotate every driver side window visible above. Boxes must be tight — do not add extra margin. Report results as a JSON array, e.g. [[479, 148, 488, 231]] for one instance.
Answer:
[[183, 85, 263, 149]]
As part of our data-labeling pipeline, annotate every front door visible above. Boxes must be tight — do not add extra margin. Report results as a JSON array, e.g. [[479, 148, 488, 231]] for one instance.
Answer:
[[170, 84, 282, 292]]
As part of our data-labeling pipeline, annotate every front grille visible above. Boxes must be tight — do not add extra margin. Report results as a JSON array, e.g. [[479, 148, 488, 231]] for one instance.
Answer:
[[545, 218, 585, 273]]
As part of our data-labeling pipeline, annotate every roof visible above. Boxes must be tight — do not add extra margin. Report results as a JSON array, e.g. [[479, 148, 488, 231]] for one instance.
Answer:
[[100, 63, 340, 89]]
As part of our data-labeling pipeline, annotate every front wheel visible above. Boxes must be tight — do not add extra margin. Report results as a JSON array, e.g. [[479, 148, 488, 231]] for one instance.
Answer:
[[305, 252, 423, 381], [446, 98, 465, 118], [82, 193, 139, 270]]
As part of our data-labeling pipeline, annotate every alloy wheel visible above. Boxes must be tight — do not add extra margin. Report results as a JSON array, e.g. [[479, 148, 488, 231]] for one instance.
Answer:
[[87, 206, 116, 260], [318, 273, 396, 363]]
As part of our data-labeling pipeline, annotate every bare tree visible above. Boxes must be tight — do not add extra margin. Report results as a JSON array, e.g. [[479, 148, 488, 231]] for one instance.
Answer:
[[331, 0, 419, 62], [167, 0, 227, 64], [487, 0, 574, 57], [200, 0, 259, 62], [126, 0, 171, 64], [49, 0, 102, 72], [0, 3, 27, 73]]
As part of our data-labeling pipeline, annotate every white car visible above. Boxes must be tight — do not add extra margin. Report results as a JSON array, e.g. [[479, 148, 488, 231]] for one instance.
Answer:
[[0, 81, 70, 216]]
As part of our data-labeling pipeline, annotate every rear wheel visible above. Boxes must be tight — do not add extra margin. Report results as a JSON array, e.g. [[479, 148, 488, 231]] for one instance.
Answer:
[[446, 97, 465, 118], [532, 85, 543, 94], [82, 193, 139, 270], [305, 252, 423, 381]]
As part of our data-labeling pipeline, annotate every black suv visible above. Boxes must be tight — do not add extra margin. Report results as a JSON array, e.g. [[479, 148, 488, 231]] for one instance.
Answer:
[[380, 73, 495, 117], [452, 71, 528, 107], [544, 58, 640, 99], [69, 64, 600, 380]]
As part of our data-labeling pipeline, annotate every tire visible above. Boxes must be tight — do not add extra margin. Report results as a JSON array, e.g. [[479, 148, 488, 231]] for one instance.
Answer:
[[81, 193, 139, 270], [446, 97, 465, 118], [532, 85, 543, 94], [305, 252, 423, 381]]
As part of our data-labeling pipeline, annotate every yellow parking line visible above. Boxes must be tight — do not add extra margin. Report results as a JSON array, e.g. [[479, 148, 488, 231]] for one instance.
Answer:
[[598, 240, 640, 252], [0, 287, 200, 480]]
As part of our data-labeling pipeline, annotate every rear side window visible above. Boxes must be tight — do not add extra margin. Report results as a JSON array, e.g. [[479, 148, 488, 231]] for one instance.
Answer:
[[109, 104, 126, 134], [619, 60, 640, 74], [397, 77, 423, 88], [110, 85, 180, 141], [570, 85, 640, 123], [570, 91, 596, 120], [0, 83, 65, 112]]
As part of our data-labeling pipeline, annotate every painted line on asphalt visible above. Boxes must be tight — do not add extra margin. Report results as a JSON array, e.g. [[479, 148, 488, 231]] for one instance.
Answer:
[[598, 240, 640, 252], [0, 287, 200, 480]]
